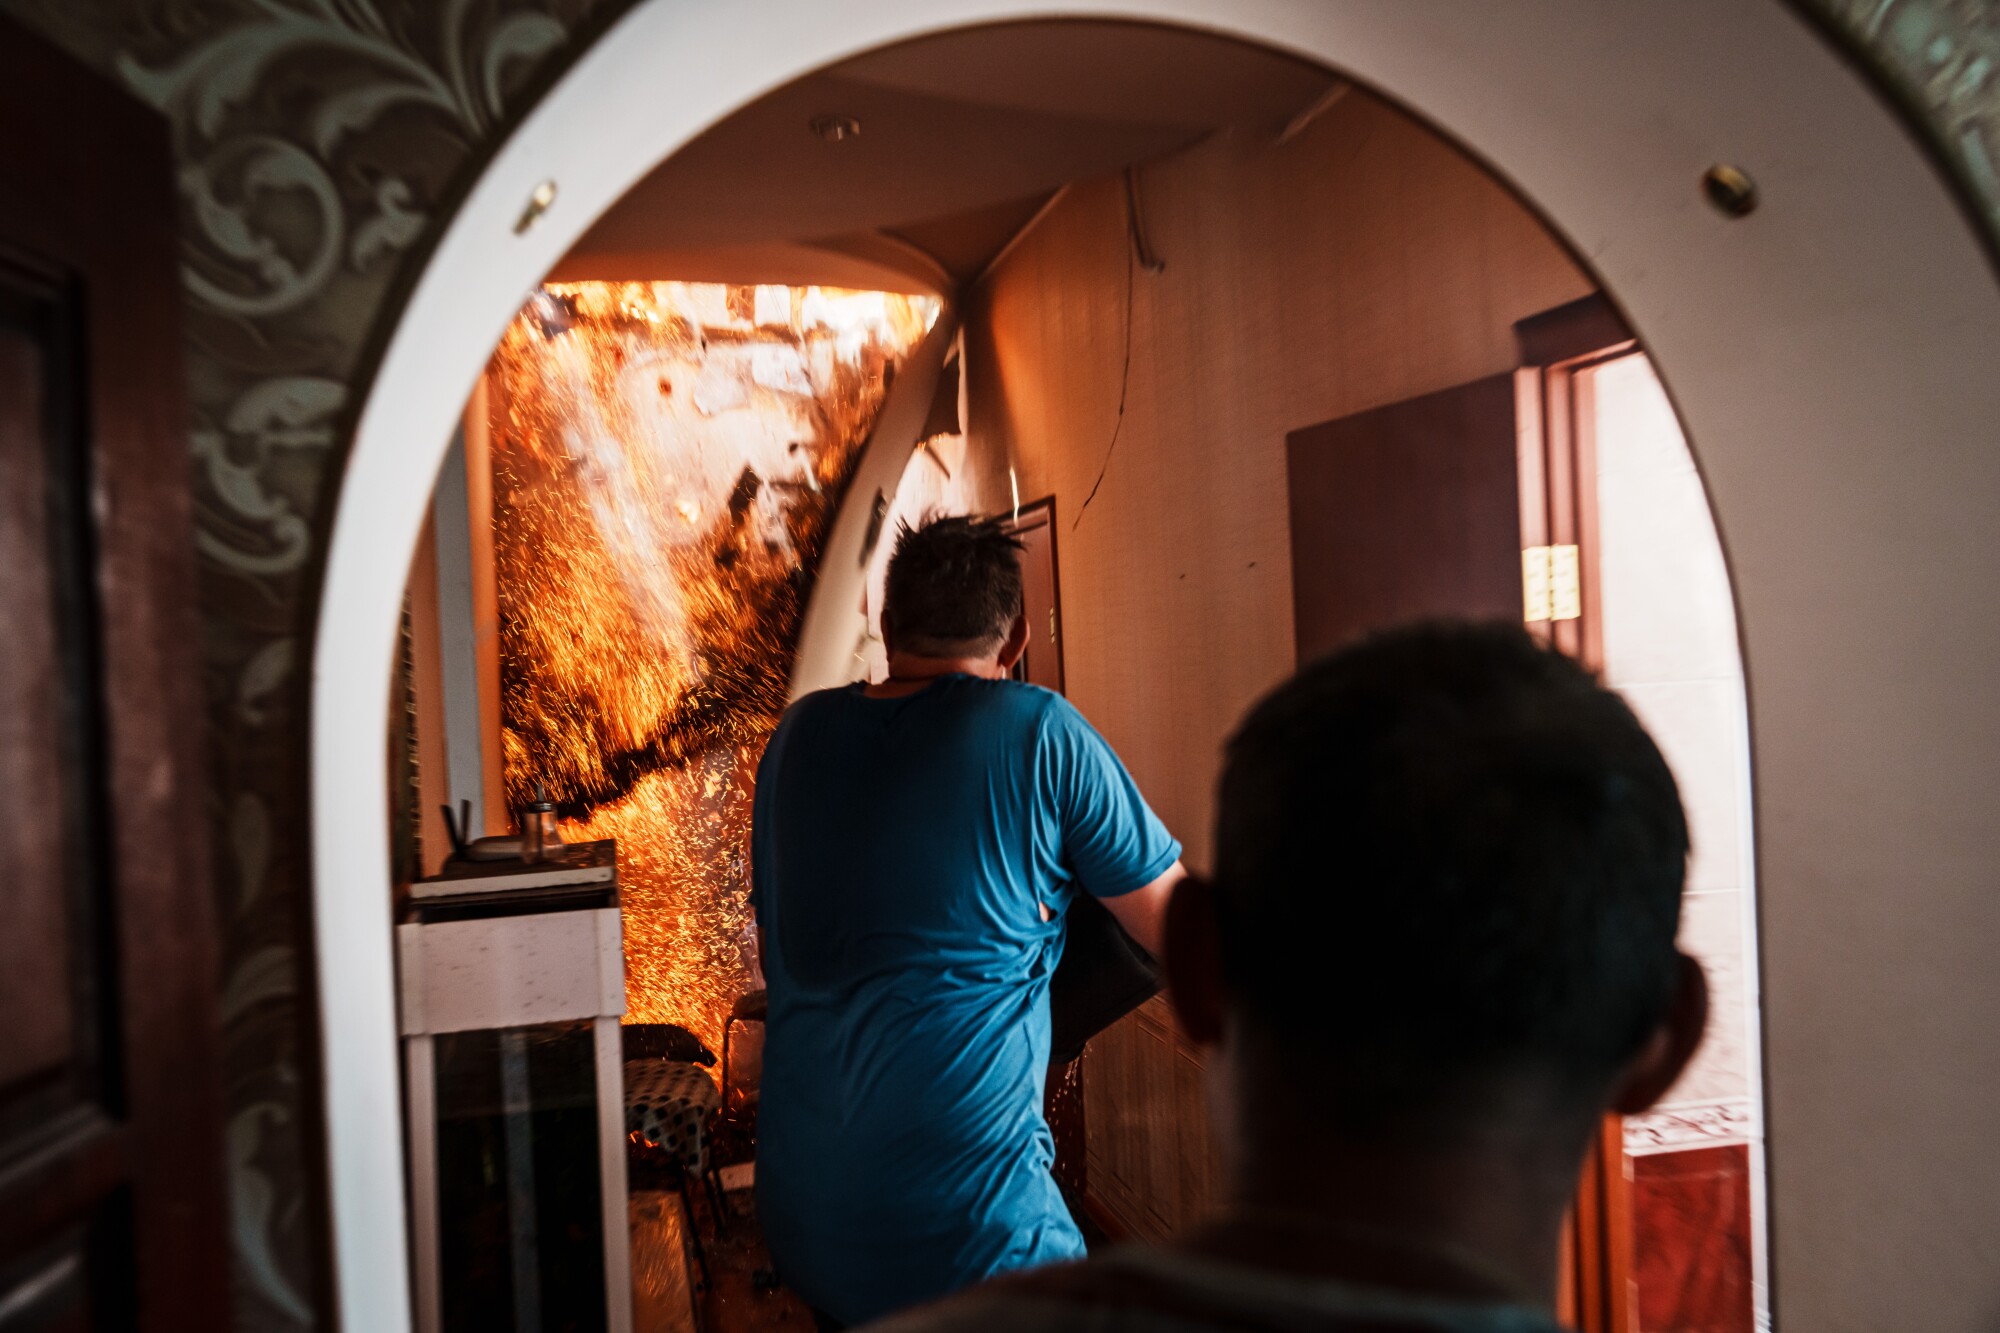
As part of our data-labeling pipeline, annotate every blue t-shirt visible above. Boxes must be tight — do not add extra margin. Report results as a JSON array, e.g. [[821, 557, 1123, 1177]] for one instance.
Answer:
[[749, 676, 1181, 1325]]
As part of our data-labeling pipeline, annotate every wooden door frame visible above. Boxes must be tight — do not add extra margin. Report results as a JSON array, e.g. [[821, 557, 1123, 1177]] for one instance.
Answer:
[[1001, 495, 1068, 694], [1515, 293, 1638, 669], [1516, 294, 1640, 1333], [0, 15, 233, 1326]]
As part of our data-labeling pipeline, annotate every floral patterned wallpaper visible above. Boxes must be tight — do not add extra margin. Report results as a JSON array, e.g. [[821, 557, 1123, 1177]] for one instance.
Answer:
[[0, 2, 632, 1326], [0, 1, 1993, 1329], [1806, 0, 2000, 245]]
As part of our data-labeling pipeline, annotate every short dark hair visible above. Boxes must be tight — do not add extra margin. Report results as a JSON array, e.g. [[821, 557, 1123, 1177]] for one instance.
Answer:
[[882, 515, 1023, 657], [1213, 621, 1687, 1132]]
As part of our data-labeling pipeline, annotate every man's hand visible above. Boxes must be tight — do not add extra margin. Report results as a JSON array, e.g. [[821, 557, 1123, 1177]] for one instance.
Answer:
[[1101, 860, 1186, 959]]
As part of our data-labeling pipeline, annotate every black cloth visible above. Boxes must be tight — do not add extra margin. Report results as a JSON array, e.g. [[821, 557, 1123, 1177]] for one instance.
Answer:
[[620, 1021, 716, 1066], [1048, 889, 1160, 1067]]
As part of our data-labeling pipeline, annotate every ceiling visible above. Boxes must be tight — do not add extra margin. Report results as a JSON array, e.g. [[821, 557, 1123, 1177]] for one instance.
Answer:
[[549, 21, 1339, 294]]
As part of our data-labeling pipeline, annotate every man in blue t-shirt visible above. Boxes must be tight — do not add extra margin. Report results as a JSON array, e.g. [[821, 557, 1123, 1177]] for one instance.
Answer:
[[750, 515, 1185, 1329]]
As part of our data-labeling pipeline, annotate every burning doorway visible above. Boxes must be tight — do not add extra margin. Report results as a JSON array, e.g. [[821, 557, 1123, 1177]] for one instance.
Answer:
[[482, 281, 938, 1050], [394, 279, 960, 1331]]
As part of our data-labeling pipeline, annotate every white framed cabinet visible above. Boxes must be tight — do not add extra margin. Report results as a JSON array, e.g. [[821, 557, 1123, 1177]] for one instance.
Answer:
[[399, 843, 631, 1333]]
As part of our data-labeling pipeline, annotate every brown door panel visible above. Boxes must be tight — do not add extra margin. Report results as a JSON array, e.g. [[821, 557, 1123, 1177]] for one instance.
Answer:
[[1285, 374, 1524, 661], [0, 15, 232, 1329]]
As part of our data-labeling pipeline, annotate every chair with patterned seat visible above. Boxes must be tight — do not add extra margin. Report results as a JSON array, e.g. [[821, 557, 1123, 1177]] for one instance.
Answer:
[[621, 1023, 719, 1291]]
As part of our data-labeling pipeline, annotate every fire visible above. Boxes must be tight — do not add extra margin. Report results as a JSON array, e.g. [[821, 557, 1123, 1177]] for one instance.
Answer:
[[486, 280, 938, 1047]]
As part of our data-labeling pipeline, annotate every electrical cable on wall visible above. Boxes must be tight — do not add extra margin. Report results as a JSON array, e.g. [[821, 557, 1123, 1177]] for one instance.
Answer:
[[1125, 163, 1167, 275], [1073, 167, 1162, 530]]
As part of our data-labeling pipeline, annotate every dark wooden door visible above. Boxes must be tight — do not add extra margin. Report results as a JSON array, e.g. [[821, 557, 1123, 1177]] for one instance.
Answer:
[[1286, 374, 1524, 661], [1287, 363, 1633, 1332], [0, 17, 232, 1330]]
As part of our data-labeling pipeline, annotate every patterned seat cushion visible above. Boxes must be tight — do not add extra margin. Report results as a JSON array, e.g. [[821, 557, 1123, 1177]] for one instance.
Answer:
[[624, 1059, 719, 1175]]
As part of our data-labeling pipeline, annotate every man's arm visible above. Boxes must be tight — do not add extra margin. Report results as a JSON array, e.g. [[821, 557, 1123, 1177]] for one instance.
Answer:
[[1036, 695, 1183, 956], [1100, 859, 1186, 959]]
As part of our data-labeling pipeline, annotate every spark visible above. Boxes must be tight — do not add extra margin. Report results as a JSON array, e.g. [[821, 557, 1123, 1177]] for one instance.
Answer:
[[488, 280, 937, 1047]]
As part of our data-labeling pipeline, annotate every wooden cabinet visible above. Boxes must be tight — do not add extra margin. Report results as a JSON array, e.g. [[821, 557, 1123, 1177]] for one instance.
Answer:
[[1082, 996, 1223, 1239]]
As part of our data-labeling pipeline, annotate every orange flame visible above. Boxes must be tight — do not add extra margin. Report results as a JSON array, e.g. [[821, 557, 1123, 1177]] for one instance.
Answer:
[[487, 280, 937, 1047]]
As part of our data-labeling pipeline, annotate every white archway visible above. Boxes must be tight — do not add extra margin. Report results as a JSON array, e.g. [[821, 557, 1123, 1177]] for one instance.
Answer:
[[313, 3, 2000, 1329]]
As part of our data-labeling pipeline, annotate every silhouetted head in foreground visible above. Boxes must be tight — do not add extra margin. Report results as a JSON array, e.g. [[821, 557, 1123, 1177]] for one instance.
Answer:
[[881, 515, 1025, 662], [1198, 618, 1693, 1136], [1160, 621, 1707, 1299]]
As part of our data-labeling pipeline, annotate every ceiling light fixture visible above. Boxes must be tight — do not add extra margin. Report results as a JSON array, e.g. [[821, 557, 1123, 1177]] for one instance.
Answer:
[[809, 113, 861, 143]]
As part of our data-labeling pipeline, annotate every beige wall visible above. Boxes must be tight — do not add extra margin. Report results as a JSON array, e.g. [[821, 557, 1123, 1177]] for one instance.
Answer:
[[966, 90, 1592, 870], [966, 89, 1595, 1237]]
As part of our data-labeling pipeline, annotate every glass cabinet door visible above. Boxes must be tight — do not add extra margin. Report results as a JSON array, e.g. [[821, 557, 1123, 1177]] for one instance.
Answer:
[[433, 1019, 607, 1333]]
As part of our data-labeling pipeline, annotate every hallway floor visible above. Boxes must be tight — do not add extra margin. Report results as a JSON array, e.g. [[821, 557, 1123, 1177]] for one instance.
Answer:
[[632, 1182, 815, 1333], [629, 1139, 1106, 1333]]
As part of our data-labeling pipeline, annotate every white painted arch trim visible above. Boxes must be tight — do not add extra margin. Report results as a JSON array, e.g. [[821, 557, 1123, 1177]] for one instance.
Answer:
[[313, 2, 2000, 1329]]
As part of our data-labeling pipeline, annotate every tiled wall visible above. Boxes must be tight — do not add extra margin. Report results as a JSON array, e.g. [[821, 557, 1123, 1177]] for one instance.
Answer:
[[1592, 354, 1767, 1333]]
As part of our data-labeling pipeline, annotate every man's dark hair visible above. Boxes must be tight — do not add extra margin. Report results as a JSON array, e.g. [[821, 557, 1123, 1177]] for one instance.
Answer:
[[1213, 621, 1688, 1134], [882, 515, 1024, 657]]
